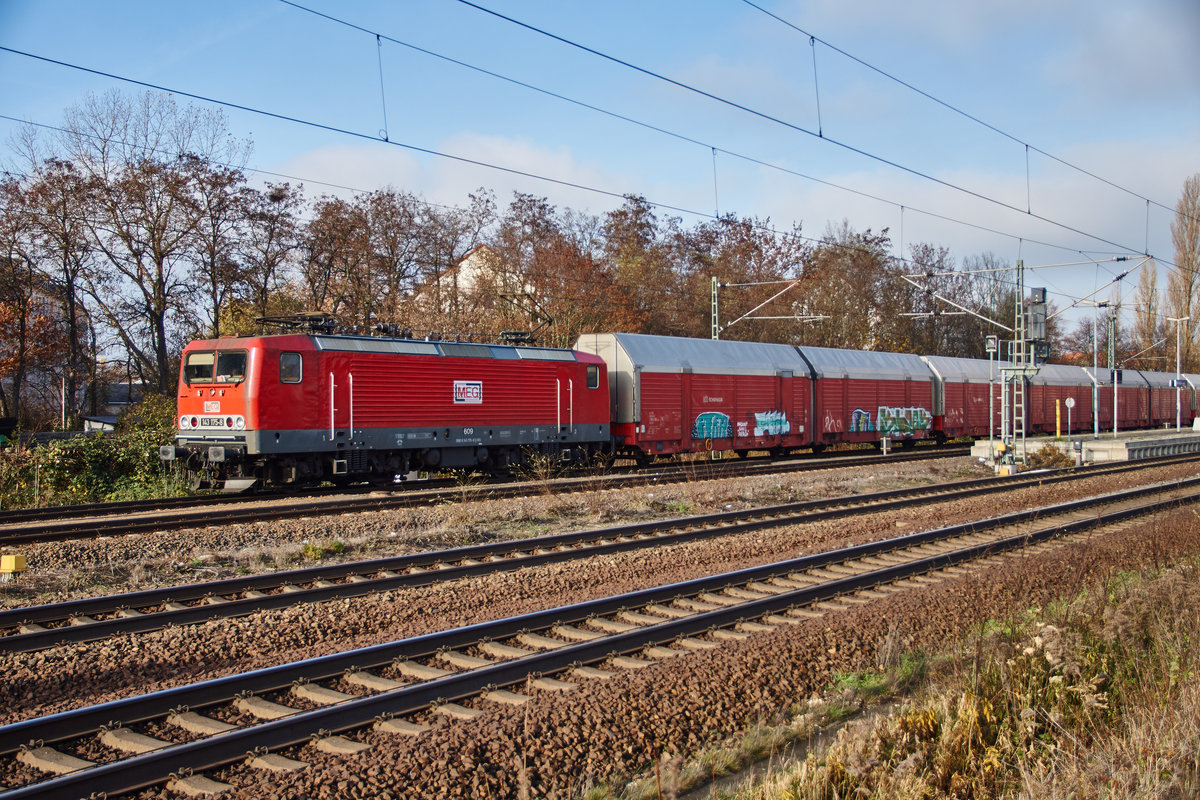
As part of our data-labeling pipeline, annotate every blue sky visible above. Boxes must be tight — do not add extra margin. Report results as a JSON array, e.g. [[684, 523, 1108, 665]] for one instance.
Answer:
[[1, 0, 1197, 332]]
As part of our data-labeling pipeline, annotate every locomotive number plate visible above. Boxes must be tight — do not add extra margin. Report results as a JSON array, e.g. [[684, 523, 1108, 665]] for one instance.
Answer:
[[200, 417, 226, 427]]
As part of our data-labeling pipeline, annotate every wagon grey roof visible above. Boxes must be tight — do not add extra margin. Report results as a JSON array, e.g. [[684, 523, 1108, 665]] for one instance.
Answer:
[[573, 332, 808, 376], [920, 355, 1010, 382], [795, 345, 931, 381], [1136, 370, 1176, 389], [1030, 363, 1093, 386]]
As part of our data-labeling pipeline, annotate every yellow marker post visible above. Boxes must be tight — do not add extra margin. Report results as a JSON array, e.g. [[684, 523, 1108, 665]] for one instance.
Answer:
[[1055, 399, 1061, 438], [0, 553, 26, 583]]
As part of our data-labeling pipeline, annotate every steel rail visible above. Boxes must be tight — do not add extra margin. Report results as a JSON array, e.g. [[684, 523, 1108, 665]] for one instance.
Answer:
[[0, 445, 906, 524], [0, 447, 967, 545], [1, 477, 1196, 799], [2, 473, 1194, 754], [0, 443, 948, 526], [0, 455, 1179, 652]]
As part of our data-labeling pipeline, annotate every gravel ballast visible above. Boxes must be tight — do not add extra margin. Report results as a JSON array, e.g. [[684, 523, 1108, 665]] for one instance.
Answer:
[[0, 456, 1197, 797]]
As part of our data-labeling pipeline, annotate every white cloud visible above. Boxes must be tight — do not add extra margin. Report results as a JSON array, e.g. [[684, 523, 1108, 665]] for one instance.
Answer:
[[1044, 1, 1200, 107], [271, 133, 663, 217], [273, 143, 423, 198]]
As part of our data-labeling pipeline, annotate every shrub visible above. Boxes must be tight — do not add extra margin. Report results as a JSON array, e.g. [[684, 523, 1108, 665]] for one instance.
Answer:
[[1027, 444, 1074, 469], [0, 394, 180, 508]]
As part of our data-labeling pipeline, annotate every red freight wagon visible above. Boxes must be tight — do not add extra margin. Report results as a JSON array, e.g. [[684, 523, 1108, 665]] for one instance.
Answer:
[[795, 345, 934, 446], [1182, 373, 1200, 426], [920, 355, 1004, 440], [1137, 369, 1178, 427], [1112, 369, 1149, 432], [573, 333, 813, 458], [1083, 367, 1151, 434], [164, 334, 610, 489], [1027, 364, 1095, 436]]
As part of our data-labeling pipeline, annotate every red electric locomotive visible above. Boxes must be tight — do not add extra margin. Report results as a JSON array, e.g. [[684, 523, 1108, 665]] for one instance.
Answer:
[[161, 332, 611, 489]]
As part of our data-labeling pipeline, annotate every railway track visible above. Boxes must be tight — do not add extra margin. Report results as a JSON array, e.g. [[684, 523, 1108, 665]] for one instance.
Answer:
[[0, 455, 1192, 653], [0, 446, 967, 545], [1, 474, 1195, 798], [1, 443, 933, 524]]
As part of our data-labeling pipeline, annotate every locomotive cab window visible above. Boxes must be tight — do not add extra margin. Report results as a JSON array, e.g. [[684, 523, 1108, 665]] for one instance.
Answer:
[[214, 351, 246, 384], [280, 352, 303, 384], [183, 351, 246, 385], [586, 364, 600, 389], [183, 352, 214, 384]]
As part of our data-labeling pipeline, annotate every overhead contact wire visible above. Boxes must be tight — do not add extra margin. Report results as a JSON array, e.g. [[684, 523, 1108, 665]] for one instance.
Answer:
[[448, 0, 1159, 258], [277, 0, 1160, 262], [739, 0, 1195, 225]]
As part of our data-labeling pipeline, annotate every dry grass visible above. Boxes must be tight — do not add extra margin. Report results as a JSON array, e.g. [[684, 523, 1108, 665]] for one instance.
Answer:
[[711, 558, 1200, 800]]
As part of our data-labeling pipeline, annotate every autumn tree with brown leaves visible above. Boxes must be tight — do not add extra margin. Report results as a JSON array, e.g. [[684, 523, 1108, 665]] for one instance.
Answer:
[[0, 177, 69, 422]]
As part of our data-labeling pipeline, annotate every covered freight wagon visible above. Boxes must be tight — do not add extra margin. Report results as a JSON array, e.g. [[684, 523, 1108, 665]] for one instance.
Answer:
[[919, 355, 1005, 440], [1136, 369, 1182, 428], [573, 333, 813, 457], [795, 345, 935, 446], [1028, 364, 1095, 436]]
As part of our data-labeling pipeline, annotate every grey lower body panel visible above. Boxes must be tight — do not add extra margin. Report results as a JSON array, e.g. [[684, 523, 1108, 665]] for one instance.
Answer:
[[166, 423, 612, 477]]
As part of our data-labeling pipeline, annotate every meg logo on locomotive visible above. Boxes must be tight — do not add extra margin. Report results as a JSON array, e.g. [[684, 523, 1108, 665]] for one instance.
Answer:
[[453, 380, 483, 404]]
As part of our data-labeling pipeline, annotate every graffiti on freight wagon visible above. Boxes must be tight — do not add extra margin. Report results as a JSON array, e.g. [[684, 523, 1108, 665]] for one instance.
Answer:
[[753, 410, 791, 436], [846, 406, 932, 436], [693, 411, 732, 439], [692, 410, 792, 440]]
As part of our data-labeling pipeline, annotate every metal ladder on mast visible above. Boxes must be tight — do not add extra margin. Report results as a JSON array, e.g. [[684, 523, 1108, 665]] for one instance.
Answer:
[[1011, 340, 1027, 446]]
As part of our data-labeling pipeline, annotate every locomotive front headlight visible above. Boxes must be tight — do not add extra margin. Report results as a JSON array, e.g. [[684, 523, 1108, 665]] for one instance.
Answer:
[[234, 416, 245, 430], [179, 415, 189, 429]]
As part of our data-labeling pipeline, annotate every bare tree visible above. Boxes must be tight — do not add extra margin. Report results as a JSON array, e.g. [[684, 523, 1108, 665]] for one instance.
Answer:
[[676, 215, 807, 343], [231, 182, 303, 332], [365, 189, 424, 323], [20, 158, 96, 422], [1169, 173, 1200, 370], [57, 90, 251, 392], [1132, 259, 1162, 366], [297, 194, 369, 322], [189, 157, 250, 338]]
